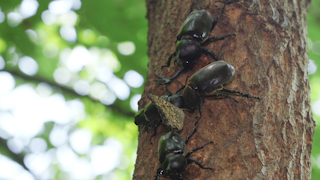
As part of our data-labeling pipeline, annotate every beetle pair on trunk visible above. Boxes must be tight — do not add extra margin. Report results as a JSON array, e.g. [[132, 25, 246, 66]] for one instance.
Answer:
[[156, 0, 235, 85]]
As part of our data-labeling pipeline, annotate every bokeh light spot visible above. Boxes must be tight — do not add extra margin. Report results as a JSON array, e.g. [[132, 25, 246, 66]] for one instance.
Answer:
[[312, 99, 320, 117], [90, 82, 107, 99], [130, 94, 141, 111], [90, 137, 123, 175], [117, 41, 135, 55], [0, 72, 15, 94], [25, 29, 38, 43], [59, 11, 78, 26], [56, 145, 77, 172], [124, 70, 144, 88], [107, 77, 130, 100], [101, 49, 121, 72], [7, 138, 25, 154], [43, 43, 59, 58], [95, 66, 113, 83], [308, 59, 317, 75], [24, 152, 52, 176], [7, 12, 23, 27], [70, 158, 93, 179], [60, 26, 77, 42], [0, 8, 5, 23], [29, 138, 47, 153], [0, 155, 34, 180], [18, 56, 39, 76], [53, 67, 72, 84], [19, 0, 39, 18], [41, 10, 57, 25], [0, 56, 5, 70], [69, 129, 92, 154], [49, 0, 72, 15], [73, 80, 91, 96], [99, 89, 117, 105], [36, 82, 52, 97], [65, 46, 93, 72], [49, 125, 68, 147]]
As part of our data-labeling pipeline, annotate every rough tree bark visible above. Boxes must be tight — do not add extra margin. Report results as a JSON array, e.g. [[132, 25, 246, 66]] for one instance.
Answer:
[[133, 0, 315, 179]]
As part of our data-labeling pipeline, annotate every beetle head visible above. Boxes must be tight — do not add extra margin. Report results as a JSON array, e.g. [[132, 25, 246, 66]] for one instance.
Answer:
[[176, 39, 202, 64], [134, 109, 147, 125], [183, 85, 201, 113]]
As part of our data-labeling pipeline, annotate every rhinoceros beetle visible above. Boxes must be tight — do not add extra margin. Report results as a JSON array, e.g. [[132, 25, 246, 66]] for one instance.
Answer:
[[155, 131, 214, 180], [134, 93, 185, 127], [134, 93, 185, 143], [181, 60, 260, 127], [156, 0, 235, 85]]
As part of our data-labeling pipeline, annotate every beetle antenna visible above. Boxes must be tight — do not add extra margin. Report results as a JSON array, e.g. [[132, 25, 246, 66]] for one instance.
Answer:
[[206, 94, 239, 103]]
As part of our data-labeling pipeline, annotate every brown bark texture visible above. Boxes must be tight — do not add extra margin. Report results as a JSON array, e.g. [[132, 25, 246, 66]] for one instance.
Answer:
[[133, 0, 315, 179]]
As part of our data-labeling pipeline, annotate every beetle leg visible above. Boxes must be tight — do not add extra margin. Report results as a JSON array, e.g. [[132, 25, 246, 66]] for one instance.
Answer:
[[175, 85, 185, 94], [185, 97, 202, 145], [162, 52, 176, 69], [173, 76, 189, 94], [156, 66, 189, 85], [174, 58, 183, 66], [201, 33, 236, 46], [206, 94, 239, 103], [210, 0, 231, 32], [150, 120, 162, 144], [187, 158, 215, 172], [185, 121, 198, 145], [220, 88, 261, 100], [185, 141, 213, 158], [202, 48, 219, 61], [196, 97, 203, 127], [165, 86, 173, 95]]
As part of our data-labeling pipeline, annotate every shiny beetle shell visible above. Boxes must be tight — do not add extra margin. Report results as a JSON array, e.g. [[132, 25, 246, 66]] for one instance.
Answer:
[[161, 155, 187, 174], [158, 131, 186, 163], [176, 39, 202, 63], [164, 94, 185, 109], [176, 10, 213, 41], [189, 60, 235, 95]]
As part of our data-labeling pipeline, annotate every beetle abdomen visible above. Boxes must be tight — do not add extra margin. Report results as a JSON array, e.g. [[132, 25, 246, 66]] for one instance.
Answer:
[[177, 10, 213, 41], [189, 60, 235, 94]]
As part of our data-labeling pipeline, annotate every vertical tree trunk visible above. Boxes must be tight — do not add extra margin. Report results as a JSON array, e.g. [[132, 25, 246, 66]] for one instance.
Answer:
[[133, 0, 315, 179]]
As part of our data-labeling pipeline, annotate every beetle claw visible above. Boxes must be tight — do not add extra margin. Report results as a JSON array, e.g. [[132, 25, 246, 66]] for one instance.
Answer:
[[155, 75, 172, 85]]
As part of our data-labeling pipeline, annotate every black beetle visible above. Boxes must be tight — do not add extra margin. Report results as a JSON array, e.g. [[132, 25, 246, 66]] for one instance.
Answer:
[[134, 101, 161, 127], [134, 93, 185, 143], [155, 131, 214, 180], [181, 60, 260, 127], [156, 0, 235, 85], [134, 93, 184, 127]]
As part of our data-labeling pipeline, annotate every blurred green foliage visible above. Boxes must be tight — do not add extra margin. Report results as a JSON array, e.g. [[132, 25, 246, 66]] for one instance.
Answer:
[[0, 0, 148, 179], [0, 0, 320, 179], [306, 0, 320, 179]]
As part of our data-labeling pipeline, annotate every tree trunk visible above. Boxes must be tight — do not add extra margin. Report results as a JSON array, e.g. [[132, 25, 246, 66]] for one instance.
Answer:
[[133, 0, 315, 179]]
